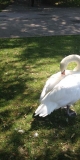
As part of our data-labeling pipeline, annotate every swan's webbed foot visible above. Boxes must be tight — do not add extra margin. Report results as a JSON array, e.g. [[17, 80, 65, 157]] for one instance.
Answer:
[[67, 105, 77, 117]]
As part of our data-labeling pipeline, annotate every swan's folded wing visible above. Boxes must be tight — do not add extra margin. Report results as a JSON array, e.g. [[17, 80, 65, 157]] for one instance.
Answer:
[[46, 74, 80, 103], [40, 72, 64, 101]]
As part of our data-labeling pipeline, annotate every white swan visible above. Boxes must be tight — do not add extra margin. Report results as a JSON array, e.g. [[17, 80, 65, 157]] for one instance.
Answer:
[[35, 73, 80, 117], [40, 54, 80, 101], [35, 54, 80, 117]]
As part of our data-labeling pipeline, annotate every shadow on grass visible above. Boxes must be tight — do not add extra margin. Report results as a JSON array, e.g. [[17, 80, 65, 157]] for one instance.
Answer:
[[0, 130, 28, 160], [0, 36, 68, 106], [35, 147, 80, 160], [30, 109, 80, 159], [0, 109, 80, 160], [31, 108, 80, 138], [0, 36, 80, 160]]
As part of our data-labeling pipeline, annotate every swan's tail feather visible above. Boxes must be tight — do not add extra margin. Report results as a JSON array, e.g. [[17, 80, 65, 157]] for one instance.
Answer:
[[35, 102, 58, 117], [35, 104, 43, 115]]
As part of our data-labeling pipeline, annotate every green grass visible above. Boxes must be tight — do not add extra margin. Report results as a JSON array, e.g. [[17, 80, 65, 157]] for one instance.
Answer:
[[0, 35, 80, 160], [0, 0, 12, 11]]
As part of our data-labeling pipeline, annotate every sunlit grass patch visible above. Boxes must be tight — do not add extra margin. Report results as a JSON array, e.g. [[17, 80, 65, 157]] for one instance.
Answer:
[[0, 36, 80, 160]]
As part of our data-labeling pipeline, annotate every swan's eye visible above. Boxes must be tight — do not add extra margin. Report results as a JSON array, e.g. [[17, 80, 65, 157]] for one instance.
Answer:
[[61, 70, 65, 75]]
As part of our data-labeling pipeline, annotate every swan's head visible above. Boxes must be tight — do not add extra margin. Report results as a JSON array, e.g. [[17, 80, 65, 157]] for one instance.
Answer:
[[60, 62, 66, 75]]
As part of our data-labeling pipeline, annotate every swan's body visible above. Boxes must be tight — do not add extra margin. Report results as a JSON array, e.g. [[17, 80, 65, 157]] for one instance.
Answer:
[[35, 54, 80, 117], [35, 73, 80, 117], [40, 54, 80, 101], [40, 71, 65, 101]]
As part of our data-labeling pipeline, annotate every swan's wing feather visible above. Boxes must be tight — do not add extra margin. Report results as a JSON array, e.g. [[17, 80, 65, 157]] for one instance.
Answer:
[[45, 74, 80, 105], [40, 72, 64, 100]]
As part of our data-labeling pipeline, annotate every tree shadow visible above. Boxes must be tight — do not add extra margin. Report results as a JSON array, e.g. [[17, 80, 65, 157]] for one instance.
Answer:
[[31, 108, 79, 131], [31, 107, 80, 144], [0, 36, 80, 160], [29, 108, 80, 160], [35, 146, 80, 160], [0, 130, 28, 160]]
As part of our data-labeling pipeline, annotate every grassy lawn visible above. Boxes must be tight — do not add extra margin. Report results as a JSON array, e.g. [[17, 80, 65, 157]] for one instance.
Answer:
[[0, 0, 12, 11], [0, 35, 80, 160]]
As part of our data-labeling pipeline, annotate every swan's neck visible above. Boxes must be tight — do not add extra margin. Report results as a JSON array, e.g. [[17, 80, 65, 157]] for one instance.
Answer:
[[67, 55, 80, 71], [74, 63, 80, 71], [61, 55, 80, 72]]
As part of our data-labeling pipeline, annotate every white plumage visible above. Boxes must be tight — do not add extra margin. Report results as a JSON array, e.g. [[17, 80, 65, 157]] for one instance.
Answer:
[[40, 54, 80, 101], [35, 73, 80, 117], [35, 54, 80, 117]]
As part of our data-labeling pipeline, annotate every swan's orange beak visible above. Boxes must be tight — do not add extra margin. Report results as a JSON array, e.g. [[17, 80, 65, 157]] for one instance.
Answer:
[[61, 70, 65, 75]]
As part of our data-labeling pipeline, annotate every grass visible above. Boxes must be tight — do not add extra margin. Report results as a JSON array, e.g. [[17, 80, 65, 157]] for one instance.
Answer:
[[0, 35, 80, 160], [0, 0, 12, 11]]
